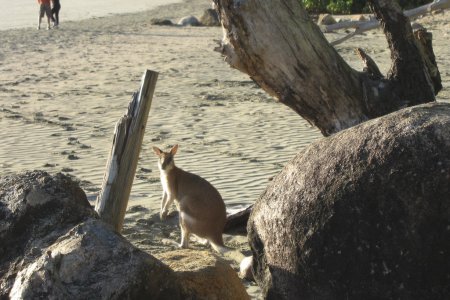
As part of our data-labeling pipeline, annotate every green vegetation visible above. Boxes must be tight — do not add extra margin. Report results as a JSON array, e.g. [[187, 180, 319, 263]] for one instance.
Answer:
[[301, 0, 432, 14]]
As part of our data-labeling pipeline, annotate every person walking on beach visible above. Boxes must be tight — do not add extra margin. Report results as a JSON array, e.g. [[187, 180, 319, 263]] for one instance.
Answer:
[[37, 0, 54, 30], [51, 0, 61, 27]]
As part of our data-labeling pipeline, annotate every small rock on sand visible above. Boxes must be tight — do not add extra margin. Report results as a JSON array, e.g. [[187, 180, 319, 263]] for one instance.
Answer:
[[150, 18, 173, 26], [318, 13, 336, 25], [200, 8, 220, 26], [177, 15, 200, 26]]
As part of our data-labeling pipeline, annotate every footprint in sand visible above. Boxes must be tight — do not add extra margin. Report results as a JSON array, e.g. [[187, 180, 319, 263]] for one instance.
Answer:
[[272, 145, 285, 150], [68, 154, 79, 160], [67, 137, 78, 145], [61, 150, 79, 160], [62, 124, 76, 131], [43, 163, 57, 168], [138, 167, 152, 173], [79, 144, 91, 149]]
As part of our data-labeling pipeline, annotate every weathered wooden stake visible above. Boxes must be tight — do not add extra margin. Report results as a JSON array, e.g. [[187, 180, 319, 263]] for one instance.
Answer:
[[95, 70, 158, 232]]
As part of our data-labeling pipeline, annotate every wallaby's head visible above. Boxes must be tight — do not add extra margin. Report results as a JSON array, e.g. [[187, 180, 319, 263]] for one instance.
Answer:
[[152, 144, 178, 171]]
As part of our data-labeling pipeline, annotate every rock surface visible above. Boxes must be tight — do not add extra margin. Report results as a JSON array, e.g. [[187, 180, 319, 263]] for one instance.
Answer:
[[156, 249, 250, 300], [248, 103, 450, 299], [9, 219, 180, 299], [0, 171, 96, 296], [199, 8, 220, 26], [317, 13, 336, 25], [0, 171, 181, 299]]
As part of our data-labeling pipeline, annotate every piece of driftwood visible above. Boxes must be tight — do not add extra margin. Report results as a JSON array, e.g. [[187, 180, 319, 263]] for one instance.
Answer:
[[95, 70, 158, 232], [326, 0, 450, 45], [224, 205, 253, 233]]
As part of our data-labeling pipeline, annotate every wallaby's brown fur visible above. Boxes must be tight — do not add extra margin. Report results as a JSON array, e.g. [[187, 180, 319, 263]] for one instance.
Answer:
[[152, 144, 227, 252]]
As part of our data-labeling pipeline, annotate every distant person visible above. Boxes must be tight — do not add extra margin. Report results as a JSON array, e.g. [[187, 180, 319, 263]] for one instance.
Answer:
[[51, 0, 61, 27], [37, 0, 54, 30]]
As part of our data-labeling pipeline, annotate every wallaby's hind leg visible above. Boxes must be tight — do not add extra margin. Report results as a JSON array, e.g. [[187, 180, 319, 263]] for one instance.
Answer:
[[179, 227, 190, 248], [179, 220, 190, 248]]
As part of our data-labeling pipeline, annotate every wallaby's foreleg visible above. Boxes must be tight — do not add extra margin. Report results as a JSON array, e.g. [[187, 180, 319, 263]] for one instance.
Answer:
[[160, 191, 168, 220], [161, 193, 175, 221]]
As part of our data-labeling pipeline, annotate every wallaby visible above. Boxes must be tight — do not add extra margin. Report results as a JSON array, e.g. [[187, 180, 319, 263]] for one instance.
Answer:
[[152, 144, 228, 253]]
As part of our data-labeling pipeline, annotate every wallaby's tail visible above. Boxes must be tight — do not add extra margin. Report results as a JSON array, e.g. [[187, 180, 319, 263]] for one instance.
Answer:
[[210, 242, 246, 262], [210, 242, 254, 280], [209, 234, 230, 254], [210, 241, 254, 281], [210, 242, 233, 254]]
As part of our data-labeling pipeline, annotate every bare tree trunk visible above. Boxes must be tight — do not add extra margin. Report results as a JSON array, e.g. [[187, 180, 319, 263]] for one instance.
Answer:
[[217, 0, 443, 229], [214, 0, 441, 136]]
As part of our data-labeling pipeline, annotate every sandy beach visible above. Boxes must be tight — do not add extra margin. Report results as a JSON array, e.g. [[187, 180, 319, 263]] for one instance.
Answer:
[[0, 0, 325, 212], [3, 0, 182, 30], [0, 0, 449, 298]]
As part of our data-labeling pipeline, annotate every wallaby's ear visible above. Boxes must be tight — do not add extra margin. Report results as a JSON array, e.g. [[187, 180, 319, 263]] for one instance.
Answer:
[[170, 144, 179, 156], [152, 146, 162, 156]]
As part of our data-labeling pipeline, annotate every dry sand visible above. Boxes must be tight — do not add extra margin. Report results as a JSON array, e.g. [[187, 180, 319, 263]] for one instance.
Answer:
[[0, 0, 449, 298], [4, 0, 181, 30]]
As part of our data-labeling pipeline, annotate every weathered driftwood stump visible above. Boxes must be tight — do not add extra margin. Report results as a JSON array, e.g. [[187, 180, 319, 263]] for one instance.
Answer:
[[96, 70, 158, 232]]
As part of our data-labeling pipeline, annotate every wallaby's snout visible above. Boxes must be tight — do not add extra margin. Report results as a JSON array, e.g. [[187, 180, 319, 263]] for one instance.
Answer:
[[160, 155, 173, 170]]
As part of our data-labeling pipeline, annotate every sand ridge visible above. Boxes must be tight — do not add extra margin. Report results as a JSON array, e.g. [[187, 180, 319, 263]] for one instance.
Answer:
[[0, 1, 323, 212]]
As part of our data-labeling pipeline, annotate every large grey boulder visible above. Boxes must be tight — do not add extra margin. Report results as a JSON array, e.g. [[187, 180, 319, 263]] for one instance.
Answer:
[[9, 219, 179, 299], [0, 171, 180, 299], [248, 103, 450, 299], [0, 171, 96, 295]]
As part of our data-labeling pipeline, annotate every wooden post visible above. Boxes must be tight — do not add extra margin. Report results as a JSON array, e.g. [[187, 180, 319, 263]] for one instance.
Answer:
[[95, 70, 158, 232]]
